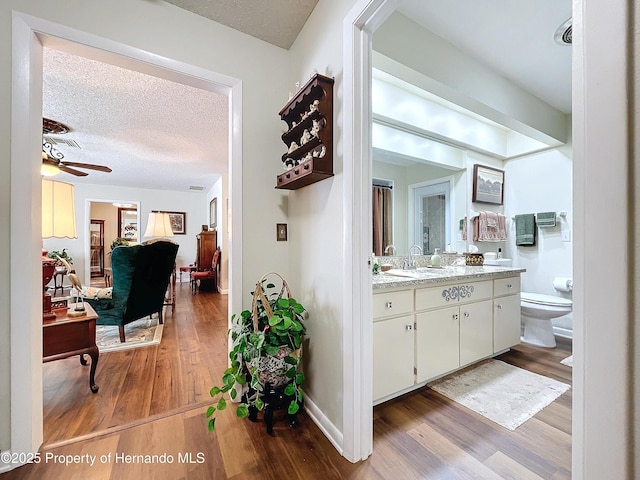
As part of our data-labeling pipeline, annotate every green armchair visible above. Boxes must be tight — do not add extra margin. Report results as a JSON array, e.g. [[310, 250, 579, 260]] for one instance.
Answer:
[[85, 240, 179, 342]]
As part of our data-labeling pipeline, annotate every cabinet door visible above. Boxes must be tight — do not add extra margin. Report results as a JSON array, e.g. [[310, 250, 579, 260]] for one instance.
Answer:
[[373, 315, 415, 401], [416, 306, 459, 383], [460, 300, 493, 367], [493, 294, 522, 352]]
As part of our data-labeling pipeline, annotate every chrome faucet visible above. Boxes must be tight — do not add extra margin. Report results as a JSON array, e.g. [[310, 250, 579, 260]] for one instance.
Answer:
[[384, 244, 396, 256], [404, 244, 423, 269]]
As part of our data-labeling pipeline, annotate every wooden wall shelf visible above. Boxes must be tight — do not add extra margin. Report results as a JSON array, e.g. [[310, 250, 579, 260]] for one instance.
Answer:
[[276, 73, 334, 190]]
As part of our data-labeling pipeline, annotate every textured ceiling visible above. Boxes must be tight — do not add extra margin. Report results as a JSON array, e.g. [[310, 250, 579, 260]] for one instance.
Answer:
[[163, 0, 319, 49], [43, 48, 228, 192]]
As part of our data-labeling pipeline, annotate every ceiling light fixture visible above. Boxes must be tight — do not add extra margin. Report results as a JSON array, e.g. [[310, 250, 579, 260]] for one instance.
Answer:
[[41, 159, 60, 177], [554, 18, 572, 45]]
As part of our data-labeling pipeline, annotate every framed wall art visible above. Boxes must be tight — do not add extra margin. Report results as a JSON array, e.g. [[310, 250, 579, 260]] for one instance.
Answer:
[[472, 164, 505, 205], [163, 211, 186, 235], [210, 197, 217, 229]]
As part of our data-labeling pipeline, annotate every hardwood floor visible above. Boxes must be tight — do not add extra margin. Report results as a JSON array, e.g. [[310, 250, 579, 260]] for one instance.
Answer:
[[2, 288, 572, 479]]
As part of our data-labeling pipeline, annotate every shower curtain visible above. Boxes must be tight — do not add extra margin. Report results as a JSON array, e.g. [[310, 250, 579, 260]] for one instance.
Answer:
[[373, 186, 393, 256]]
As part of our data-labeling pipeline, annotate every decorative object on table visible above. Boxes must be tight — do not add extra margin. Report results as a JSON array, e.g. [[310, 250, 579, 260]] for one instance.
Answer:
[[109, 237, 130, 253], [42, 178, 77, 320], [276, 73, 334, 190], [207, 273, 308, 434], [515, 213, 537, 246], [472, 164, 504, 205], [47, 248, 73, 266], [464, 252, 484, 266], [55, 256, 86, 312]]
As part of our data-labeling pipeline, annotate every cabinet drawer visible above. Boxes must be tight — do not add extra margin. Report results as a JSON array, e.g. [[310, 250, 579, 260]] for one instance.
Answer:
[[373, 289, 413, 319], [494, 276, 521, 297], [415, 280, 492, 311]]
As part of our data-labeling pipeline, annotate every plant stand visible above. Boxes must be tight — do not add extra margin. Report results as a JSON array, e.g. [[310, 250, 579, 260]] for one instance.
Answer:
[[245, 382, 303, 435]]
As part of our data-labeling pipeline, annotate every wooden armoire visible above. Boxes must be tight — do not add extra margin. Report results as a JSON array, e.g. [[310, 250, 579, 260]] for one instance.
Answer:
[[195, 230, 217, 290]]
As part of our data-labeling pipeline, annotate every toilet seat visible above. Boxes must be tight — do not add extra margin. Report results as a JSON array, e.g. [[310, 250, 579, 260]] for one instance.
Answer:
[[521, 292, 572, 307]]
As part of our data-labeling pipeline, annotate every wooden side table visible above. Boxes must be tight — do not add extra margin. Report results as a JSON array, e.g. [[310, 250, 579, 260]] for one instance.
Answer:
[[43, 303, 100, 394]]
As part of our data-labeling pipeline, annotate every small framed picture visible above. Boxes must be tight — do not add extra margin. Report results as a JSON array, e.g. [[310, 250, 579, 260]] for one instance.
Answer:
[[276, 223, 287, 241], [210, 197, 217, 229], [472, 164, 505, 205], [160, 211, 186, 235]]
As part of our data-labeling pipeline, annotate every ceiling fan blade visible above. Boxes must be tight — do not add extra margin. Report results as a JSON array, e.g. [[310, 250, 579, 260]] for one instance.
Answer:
[[58, 165, 89, 177], [62, 162, 112, 173]]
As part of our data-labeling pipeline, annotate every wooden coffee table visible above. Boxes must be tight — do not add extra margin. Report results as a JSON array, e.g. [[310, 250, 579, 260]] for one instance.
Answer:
[[43, 302, 100, 393]]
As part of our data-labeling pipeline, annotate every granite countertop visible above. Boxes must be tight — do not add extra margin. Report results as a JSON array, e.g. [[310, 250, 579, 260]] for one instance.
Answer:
[[372, 266, 526, 290]]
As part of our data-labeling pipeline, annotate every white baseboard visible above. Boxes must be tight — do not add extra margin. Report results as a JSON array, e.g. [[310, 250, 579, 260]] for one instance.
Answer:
[[303, 395, 344, 456]]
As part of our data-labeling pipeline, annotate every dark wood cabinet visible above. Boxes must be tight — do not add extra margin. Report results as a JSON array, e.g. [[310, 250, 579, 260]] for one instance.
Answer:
[[276, 73, 334, 190], [196, 230, 217, 291]]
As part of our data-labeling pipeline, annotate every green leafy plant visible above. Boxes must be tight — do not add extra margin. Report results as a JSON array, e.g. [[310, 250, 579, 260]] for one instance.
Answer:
[[206, 277, 307, 431], [47, 248, 73, 266], [109, 237, 130, 253]]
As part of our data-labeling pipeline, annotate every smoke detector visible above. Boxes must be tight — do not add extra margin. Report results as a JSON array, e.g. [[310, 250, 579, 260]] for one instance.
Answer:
[[554, 18, 572, 45]]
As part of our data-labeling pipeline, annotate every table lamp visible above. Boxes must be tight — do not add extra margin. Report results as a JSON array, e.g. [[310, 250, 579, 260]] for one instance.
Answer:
[[143, 211, 174, 239], [42, 179, 77, 320]]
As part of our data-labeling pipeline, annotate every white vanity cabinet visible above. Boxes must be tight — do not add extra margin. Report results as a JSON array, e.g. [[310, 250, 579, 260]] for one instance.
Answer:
[[415, 280, 493, 382], [372, 270, 523, 404], [493, 276, 522, 352], [373, 289, 415, 401]]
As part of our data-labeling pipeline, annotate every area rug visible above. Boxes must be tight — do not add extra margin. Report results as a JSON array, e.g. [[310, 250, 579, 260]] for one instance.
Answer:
[[96, 317, 163, 353], [428, 359, 570, 430], [560, 355, 573, 367]]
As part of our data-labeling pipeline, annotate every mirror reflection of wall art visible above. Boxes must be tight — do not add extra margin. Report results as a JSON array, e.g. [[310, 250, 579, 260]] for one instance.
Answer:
[[210, 198, 217, 229], [472, 164, 505, 205]]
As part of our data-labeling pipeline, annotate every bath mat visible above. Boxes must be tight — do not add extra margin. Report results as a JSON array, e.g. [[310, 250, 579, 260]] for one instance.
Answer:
[[96, 316, 163, 353], [560, 355, 573, 367], [428, 359, 570, 430]]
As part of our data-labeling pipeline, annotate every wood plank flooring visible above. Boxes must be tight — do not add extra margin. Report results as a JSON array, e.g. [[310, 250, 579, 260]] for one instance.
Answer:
[[2, 286, 572, 479]]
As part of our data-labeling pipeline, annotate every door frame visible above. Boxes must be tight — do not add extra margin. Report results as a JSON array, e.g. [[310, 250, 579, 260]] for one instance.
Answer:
[[10, 12, 243, 456]]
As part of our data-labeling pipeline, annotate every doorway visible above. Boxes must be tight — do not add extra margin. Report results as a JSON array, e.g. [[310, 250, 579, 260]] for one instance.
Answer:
[[10, 14, 243, 454]]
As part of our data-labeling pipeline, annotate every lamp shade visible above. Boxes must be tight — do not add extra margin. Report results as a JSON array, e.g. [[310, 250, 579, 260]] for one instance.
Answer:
[[143, 212, 174, 238], [42, 179, 77, 238]]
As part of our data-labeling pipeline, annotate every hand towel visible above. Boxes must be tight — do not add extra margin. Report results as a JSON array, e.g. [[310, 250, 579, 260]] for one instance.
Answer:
[[477, 211, 507, 242], [536, 211, 557, 227], [461, 216, 467, 241], [515, 214, 536, 246]]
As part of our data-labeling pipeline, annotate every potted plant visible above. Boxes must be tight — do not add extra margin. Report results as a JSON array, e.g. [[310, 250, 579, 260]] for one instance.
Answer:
[[47, 248, 73, 266], [206, 273, 307, 431], [109, 237, 130, 252]]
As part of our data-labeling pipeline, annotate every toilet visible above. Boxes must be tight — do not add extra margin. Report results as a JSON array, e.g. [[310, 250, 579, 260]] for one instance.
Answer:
[[520, 290, 572, 348]]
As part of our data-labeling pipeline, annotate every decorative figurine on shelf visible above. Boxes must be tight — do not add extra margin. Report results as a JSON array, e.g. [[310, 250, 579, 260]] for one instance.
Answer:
[[309, 99, 320, 113], [283, 158, 296, 170], [288, 141, 299, 153], [318, 145, 326, 158], [311, 119, 321, 137], [300, 129, 312, 145], [303, 152, 313, 163]]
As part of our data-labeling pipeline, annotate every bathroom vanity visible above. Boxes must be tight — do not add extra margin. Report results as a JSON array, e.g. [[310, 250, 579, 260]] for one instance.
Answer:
[[372, 265, 524, 404]]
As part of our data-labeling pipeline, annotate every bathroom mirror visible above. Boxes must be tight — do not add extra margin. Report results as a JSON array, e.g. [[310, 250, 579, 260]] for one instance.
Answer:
[[373, 153, 467, 256]]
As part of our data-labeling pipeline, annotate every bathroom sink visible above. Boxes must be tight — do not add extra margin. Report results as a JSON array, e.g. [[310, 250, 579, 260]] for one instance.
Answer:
[[383, 269, 420, 279]]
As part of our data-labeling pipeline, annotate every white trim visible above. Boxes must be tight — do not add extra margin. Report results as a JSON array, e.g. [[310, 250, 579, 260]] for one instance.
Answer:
[[342, 0, 400, 463], [9, 12, 243, 467], [303, 395, 344, 456]]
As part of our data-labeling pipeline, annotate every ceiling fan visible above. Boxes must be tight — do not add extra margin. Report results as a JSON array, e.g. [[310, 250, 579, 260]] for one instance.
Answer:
[[42, 118, 113, 177]]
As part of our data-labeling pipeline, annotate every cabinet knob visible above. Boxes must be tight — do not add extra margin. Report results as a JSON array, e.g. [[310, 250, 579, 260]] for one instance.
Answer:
[[507, 283, 513, 289], [405, 324, 413, 331], [385, 301, 393, 309], [497, 304, 503, 309], [464, 312, 470, 317], [452, 313, 459, 320]]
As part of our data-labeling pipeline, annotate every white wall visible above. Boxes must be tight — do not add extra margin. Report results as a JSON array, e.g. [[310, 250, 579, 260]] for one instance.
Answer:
[[287, 0, 360, 445], [505, 135, 573, 333], [2, 0, 289, 458]]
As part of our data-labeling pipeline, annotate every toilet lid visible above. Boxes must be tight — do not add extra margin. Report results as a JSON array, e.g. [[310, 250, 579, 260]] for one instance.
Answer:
[[521, 292, 572, 307]]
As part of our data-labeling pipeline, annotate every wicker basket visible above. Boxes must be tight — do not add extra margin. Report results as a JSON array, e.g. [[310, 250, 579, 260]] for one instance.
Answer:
[[464, 252, 484, 266], [248, 272, 302, 388]]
